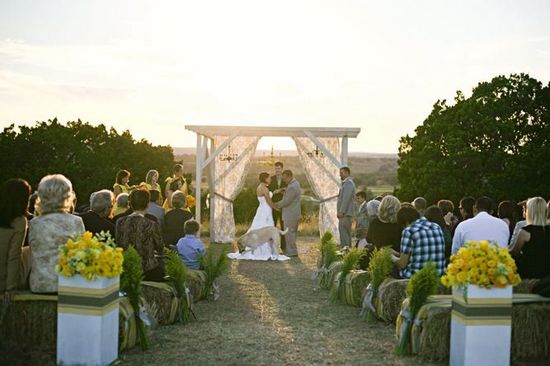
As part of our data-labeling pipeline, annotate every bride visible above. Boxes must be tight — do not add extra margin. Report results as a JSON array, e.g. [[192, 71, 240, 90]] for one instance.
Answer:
[[227, 172, 290, 261]]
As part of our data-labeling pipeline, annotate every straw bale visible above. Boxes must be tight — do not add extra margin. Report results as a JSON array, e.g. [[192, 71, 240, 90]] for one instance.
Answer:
[[142, 281, 179, 325], [188, 269, 207, 301], [376, 279, 409, 323]]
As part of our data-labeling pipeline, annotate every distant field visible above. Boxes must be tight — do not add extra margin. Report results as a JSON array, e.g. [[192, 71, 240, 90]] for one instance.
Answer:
[[369, 185, 396, 195]]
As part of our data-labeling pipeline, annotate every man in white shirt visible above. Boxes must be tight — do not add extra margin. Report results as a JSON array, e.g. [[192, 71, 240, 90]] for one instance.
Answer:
[[451, 196, 510, 253]]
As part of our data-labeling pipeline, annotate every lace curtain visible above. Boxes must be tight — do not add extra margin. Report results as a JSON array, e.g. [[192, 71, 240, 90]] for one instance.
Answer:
[[293, 137, 341, 243], [209, 136, 260, 243]]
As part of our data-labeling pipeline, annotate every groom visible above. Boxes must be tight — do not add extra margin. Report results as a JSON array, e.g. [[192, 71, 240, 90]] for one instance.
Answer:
[[268, 161, 287, 251], [274, 169, 301, 257]]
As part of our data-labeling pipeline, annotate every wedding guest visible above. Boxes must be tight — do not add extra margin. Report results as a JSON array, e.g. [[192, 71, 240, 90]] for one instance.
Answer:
[[116, 189, 165, 281], [176, 220, 205, 270], [392, 206, 446, 278], [268, 161, 287, 250], [147, 189, 165, 227], [412, 197, 427, 216], [0, 179, 32, 303], [79, 190, 115, 237], [366, 195, 402, 252], [29, 174, 85, 293], [452, 196, 509, 253], [337, 166, 356, 247], [498, 200, 517, 237], [163, 164, 188, 211], [437, 199, 459, 230], [509, 200, 528, 248], [458, 196, 475, 221], [163, 191, 194, 247], [113, 169, 131, 197], [509, 197, 550, 279], [354, 191, 368, 244], [425, 205, 452, 263], [112, 193, 129, 217], [141, 169, 162, 199]]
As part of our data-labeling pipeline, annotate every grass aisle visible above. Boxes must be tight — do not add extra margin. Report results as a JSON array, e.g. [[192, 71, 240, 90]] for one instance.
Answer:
[[120, 237, 440, 366]]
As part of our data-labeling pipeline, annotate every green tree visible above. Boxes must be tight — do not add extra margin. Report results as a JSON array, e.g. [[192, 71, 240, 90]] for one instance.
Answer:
[[0, 118, 174, 205], [396, 73, 550, 204]]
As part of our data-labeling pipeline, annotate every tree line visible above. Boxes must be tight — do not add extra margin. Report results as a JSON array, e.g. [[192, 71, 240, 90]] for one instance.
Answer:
[[396, 73, 550, 204]]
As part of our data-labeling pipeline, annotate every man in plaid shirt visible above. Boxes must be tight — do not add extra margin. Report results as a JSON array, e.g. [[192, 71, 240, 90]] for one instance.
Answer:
[[392, 206, 446, 278]]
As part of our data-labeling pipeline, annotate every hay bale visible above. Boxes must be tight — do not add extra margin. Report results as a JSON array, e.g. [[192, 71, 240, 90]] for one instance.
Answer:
[[511, 300, 550, 360], [0, 292, 138, 359], [341, 270, 371, 307], [513, 278, 539, 294], [142, 281, 179, 325], [187, 269, 207, 301], [408, 293, 550, 362], [0, 293, 57, 354], [376, 278, 409, 323]]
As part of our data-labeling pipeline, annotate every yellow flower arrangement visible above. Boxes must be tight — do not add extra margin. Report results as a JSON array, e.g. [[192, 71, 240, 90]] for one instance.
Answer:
[[55, 231, 124, 280], [441, 240, 520, 289], [186, 195, 196, 209]]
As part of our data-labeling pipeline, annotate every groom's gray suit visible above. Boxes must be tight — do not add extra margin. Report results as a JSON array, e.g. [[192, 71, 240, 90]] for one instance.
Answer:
[[275, 178, 301, 256]]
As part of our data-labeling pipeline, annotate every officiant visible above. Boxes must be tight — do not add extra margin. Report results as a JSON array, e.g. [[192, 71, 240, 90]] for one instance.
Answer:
[[269, 161, 287, 251]]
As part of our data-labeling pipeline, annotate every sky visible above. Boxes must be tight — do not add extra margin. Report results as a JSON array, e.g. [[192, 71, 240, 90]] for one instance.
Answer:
[[0, 0, 549, 153]]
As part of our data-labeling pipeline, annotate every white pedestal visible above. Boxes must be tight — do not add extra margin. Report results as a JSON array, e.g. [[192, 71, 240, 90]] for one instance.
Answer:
[[57, 275, 120, 366], [450, 285, 512, 366]]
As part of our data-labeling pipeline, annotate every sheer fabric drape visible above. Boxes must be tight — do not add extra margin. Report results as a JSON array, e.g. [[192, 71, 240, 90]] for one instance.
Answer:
[[293, 137, 341, 244], [209, 136, 260, 243]]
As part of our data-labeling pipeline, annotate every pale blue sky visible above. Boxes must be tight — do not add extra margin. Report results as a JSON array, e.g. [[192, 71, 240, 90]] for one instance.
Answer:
[[1, 0, 549, 153]]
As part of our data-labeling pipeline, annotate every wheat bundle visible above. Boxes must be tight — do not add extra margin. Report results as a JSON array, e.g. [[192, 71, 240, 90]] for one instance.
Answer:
[[119, 297, 138, 351], [142, 281, 179, 325], [326, 260, 343, 291], [341, 270, 371, 307], [187, 269, 208, 301], [376, 278, 409, 323]]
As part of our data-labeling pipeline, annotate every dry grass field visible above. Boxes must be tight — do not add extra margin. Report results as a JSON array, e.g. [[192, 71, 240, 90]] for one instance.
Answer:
[[119, 237, 441, 366]]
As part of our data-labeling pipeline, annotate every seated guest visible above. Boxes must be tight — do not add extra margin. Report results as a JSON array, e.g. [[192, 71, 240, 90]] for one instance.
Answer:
[[356, 198, 381, 249], [452, 196, 509, 253], [366, 195, 402, 252], [412, 197, 427, 216], [163, 191, 193, 247], [425, 205, 452, 263], [510, 197, 550, 279], [498, 200, 517, 237], [116, 189, 165, 281], [392, 206, 446, 279], [0, 179, 32, 303], [437, 199, 459, 230], [176, 220, 205, 270], [111, 193, 129, 217], [354, 191, 368, 244], [458, 196, 475, 221], [79, 190, 115, 237], [29, 175, 85, 293], [509, 200, 528, 248], [147, 189, 165, 227]]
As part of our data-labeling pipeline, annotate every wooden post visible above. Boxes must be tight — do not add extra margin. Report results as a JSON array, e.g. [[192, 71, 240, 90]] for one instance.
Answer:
[[195, 133, 202, 224], [341, 136, 348, 166]]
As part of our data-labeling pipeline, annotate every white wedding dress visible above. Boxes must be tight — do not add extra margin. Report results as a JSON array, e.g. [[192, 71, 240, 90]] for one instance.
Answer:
[[227, 195, 290, 261]]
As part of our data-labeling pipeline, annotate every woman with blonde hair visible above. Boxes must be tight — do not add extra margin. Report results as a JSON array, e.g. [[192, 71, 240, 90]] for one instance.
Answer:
[[162, 164, 188, 211], [510, 197, 550, 279], [141, 170, 162, 197], [366, 195, 403, 252], [29, 174, 85, 293]]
